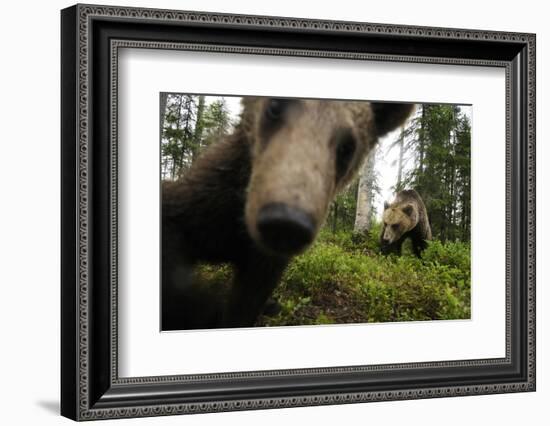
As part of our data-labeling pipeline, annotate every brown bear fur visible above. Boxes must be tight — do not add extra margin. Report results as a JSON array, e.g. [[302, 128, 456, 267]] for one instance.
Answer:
[[380, 189, 432, 257], [162, 97, 414, 330]]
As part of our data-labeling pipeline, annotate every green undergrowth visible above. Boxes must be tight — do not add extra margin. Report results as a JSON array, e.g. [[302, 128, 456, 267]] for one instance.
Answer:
[[195, 225, 471, 327]]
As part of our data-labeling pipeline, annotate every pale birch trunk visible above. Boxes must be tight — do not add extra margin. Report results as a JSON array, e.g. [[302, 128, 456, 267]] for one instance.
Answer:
[[354, 148, 376, 233], [159, 92, 168, 136], [396, 126, 405, 188], [159, 92, 169, 180]]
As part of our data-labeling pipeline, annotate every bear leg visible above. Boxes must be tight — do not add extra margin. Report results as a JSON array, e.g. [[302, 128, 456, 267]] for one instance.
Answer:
[[161, 221, 225, 330], [222, 250, 288, 328], [381, 241, 403, 256], [412, 238, 429, 258]]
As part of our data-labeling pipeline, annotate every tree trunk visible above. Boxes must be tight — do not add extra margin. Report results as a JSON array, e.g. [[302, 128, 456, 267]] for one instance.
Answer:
[[418, 104, 425, 172], [449, 167, 456, 240], [332, 202, 338, 233], [461, 191, 467, 241], [159, 93, 169, 180], [192, 95, 206, 160], [170, 95, 184, 180], [396, 126, 405, 189], [354, 149, 376, 233], [159, 92, 168, 137]]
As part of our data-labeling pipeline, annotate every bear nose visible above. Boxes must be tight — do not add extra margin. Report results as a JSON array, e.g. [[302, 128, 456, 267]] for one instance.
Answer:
[[257, 203, 315, 255]]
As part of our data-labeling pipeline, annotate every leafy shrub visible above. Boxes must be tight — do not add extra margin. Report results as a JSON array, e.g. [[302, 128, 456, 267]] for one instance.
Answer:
[[262, 232, 471, 326], [190, 229, 471, 327]]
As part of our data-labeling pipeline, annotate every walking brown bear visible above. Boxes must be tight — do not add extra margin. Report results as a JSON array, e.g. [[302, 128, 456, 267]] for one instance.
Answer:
[[380, 189, 432, 258], [162, 97, 414, 330]]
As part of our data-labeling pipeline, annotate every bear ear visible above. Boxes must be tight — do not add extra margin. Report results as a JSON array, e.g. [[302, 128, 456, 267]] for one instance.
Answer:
[[402, 204, 414, 217], [371, 103, 415, 137], [384, 201, 390, 210]]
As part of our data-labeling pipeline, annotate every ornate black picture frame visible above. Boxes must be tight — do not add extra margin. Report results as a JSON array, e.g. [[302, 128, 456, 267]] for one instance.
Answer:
[[61, 4, 536, 421]]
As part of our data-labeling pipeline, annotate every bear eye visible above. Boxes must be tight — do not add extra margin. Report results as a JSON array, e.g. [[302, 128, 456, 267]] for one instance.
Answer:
[[335, 129, 357, 181], [391, 224, 399, 230], [260, 99, 297, 142], [265, 98, 290, 121]]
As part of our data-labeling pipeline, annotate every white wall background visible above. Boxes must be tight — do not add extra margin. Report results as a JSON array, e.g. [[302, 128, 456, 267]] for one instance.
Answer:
[[0, 0, 546, 424]]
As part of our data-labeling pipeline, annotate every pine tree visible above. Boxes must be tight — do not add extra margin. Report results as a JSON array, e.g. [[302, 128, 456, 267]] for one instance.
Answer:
[[401, 104, 471, 242], [160, 95, 235, 180]]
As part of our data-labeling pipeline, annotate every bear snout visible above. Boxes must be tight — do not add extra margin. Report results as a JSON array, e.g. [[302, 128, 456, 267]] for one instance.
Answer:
[[256, 202, 316, 256]]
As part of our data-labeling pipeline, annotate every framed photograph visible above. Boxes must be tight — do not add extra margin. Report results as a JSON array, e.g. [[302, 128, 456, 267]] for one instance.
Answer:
[[61, 4, 536, 421]]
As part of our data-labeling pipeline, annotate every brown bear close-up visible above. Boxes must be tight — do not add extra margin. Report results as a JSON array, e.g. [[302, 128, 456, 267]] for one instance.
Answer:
[[161, 97, 414, 330]]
